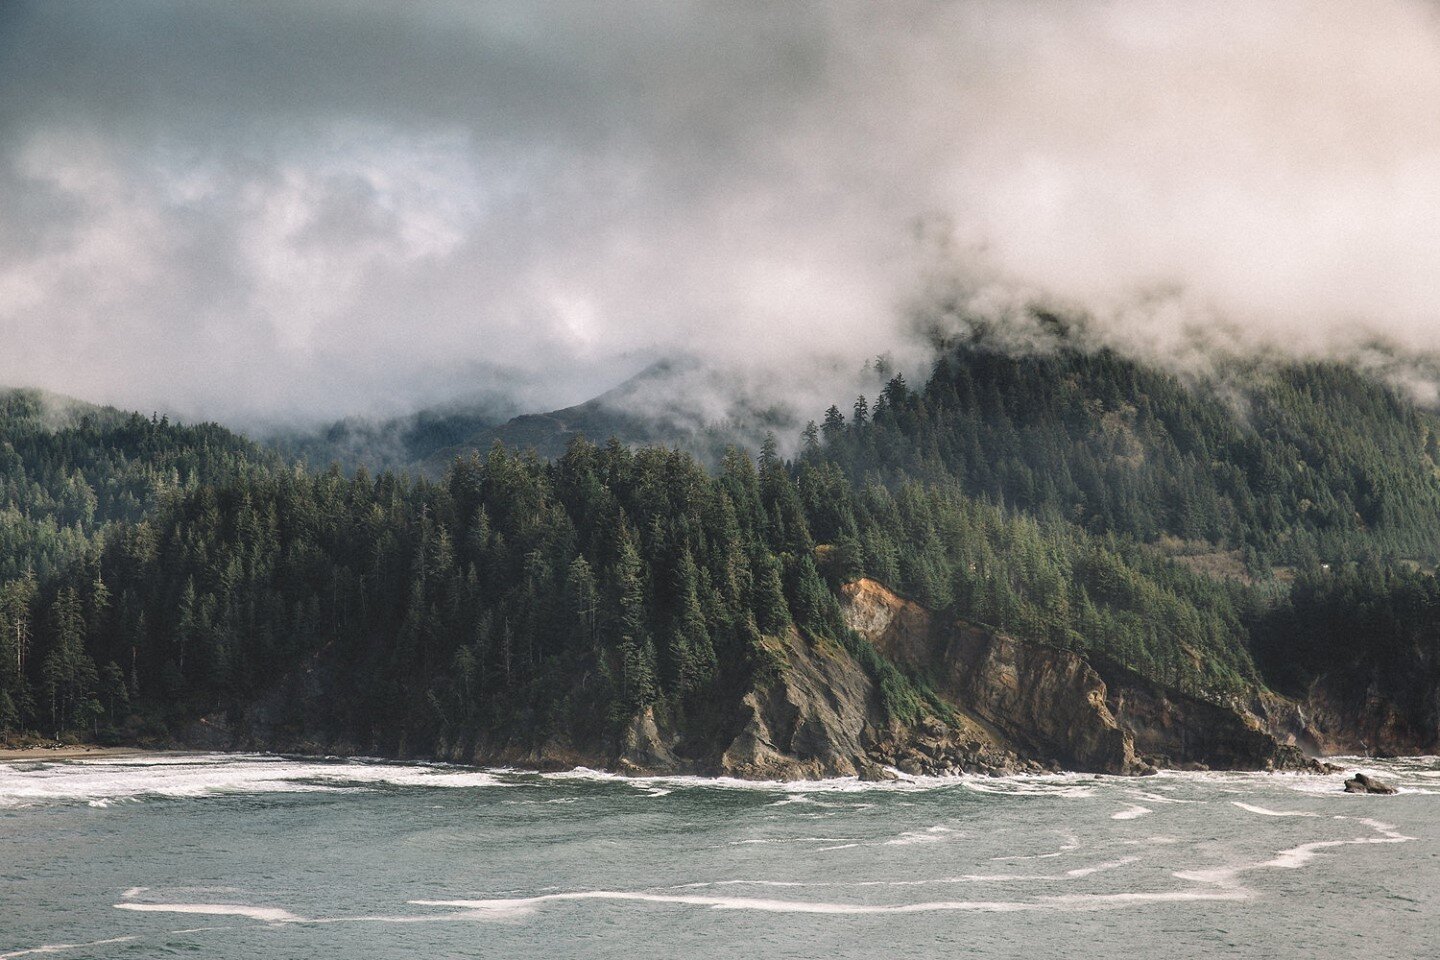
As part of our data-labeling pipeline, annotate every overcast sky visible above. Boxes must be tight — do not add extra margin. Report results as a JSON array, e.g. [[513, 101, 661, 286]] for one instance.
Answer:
[[4, 1, 1440, 427]]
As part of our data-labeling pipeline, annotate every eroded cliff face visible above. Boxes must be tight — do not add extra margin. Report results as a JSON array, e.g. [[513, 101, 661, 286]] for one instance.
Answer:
[[1284, 673, 1440, 757], [1091, 658, 1315, 771], [713, 631, 890, 780], [613, 628, 1038, 780], [838, 578, 1318, 775], [839, 579, 1146, 775]]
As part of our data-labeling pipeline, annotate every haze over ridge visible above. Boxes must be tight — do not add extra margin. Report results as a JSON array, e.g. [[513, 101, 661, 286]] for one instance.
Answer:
[[4, 0, 1440, 428]]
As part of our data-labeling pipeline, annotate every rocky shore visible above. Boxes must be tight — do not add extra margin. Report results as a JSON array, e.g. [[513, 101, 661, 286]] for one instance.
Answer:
[[139, 578, 1414, 783]]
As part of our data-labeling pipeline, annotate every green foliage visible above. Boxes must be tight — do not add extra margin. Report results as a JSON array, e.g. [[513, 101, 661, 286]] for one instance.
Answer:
[[1252, 562, 1440, 731], [822, 341, 1440, 566], [7, 339, 1440, 748]]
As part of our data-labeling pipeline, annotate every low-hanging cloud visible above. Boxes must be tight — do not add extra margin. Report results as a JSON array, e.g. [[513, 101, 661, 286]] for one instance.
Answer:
[[3, 0, 1440, 429]]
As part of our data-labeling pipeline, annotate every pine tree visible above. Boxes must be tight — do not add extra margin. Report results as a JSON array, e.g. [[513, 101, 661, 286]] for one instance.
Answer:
[[800, 421, 820, 458], [41, 587, 96, 734], [853, 396, 869, 428], [609, 530, 657, 712], [670, 549, 716, 693], [565, 556, 599, 652]]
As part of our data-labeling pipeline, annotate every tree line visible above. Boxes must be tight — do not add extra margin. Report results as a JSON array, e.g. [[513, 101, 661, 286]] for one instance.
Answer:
[[3, 339, 1440, 749]]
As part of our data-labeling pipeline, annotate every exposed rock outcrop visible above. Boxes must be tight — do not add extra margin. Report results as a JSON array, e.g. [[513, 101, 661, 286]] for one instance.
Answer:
[[1282, 675, 1440, 758], [839, 578, 1319, 776], [841, 579, 1146, 775], [1090, 657, 1318, 772], [715, 631, 889, 779], [1344, 772, 1398, 794]]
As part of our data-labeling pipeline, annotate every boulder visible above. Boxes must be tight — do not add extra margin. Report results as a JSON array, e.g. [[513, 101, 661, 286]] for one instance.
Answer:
[[1343, 772, 1398, 795]]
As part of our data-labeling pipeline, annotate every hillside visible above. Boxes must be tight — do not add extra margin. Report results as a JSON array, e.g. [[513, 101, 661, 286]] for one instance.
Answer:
[[0, 388, 273, 581], [819, 333, 1440, 567], [2, 343, 1439, 772]]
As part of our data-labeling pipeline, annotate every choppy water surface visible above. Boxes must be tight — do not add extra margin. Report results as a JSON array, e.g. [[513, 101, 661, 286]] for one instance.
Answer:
[[2, 754, 1436, 959]]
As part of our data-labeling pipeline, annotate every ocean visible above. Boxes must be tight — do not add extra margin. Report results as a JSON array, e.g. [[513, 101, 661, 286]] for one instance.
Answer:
[[2, 754, 1435, 958]]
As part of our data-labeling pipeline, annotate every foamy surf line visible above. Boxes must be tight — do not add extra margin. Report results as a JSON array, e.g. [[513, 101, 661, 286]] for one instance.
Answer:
[[9, 754, 1402, 806], [409, 886, 1245, 917], [115, 903, 302, 922], [0, 937, 139, 959], [0, 754, 511, 805], [674, 856, 1140, 889]]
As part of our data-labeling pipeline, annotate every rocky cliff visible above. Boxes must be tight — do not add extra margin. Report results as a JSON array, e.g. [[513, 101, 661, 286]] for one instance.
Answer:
[[188, 577, 1330, 780], [837, 579, 1145, 774], [837, 579, 1319, 775]]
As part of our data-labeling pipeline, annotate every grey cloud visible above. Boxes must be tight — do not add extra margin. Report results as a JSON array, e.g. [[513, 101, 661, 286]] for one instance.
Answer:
[[3, 1, 1440, 430]]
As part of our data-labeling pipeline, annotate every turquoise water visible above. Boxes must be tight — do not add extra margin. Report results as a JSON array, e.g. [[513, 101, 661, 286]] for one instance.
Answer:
[[2, 754, 1435, 959]]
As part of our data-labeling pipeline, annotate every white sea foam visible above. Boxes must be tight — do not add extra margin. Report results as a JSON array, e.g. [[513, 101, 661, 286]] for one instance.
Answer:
[[810, 826, 962, 852], [0, 754, 507, 805], [728, 837, 861, 846], [1231, 802, 1318, 818], [408, 882, 1248, 917], [0, 937, 140, 958], [12, 753, 1426, 809], [1127, 790, 1196, 805], [884, 826, 958, 845], [75, 754, 242, 766], [115, 902, 304, 922], [677, 856, 1139, 889], [412, 892, 1037, 916], [399, 794, 1422, 923], [82, 755, 1431, 943], [961, 777, 1096, 799], [1174, 813, 1416, 885], [537, 765, 1111, 800], [1111, 805, 1152, 820], [991, 834, 1082, 860]]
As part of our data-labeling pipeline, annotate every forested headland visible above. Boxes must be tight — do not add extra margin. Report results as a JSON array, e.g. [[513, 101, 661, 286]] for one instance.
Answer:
[[4, 333, 1438, 771]]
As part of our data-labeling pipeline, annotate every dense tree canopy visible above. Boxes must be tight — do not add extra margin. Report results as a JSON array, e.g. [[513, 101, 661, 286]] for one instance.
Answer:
[[3, 340, 1440, 751]]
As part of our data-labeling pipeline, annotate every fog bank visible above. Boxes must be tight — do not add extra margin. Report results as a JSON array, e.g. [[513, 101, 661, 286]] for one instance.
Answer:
[[3, 1, 1440, 427]]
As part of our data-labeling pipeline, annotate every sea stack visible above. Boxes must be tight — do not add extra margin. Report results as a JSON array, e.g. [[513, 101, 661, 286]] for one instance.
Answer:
[[1344, 773, 1398, 795]]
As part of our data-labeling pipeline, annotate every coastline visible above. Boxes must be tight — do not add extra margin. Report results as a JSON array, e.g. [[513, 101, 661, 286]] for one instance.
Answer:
[[0, 744, 168, 761], [0, 740, 1367, 782]]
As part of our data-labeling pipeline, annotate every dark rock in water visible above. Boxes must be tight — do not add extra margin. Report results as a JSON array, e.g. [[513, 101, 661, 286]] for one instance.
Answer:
[[1343, 773, 1398, 794]]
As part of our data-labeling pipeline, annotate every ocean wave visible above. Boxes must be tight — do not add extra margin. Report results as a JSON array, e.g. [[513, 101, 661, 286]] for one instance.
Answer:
[[406, 885, 1249, 917], [673, 857, 1140, 889], [0, 754, 508, 806], [85, 793, 1425, 943], [0, 936, 140, 958]]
